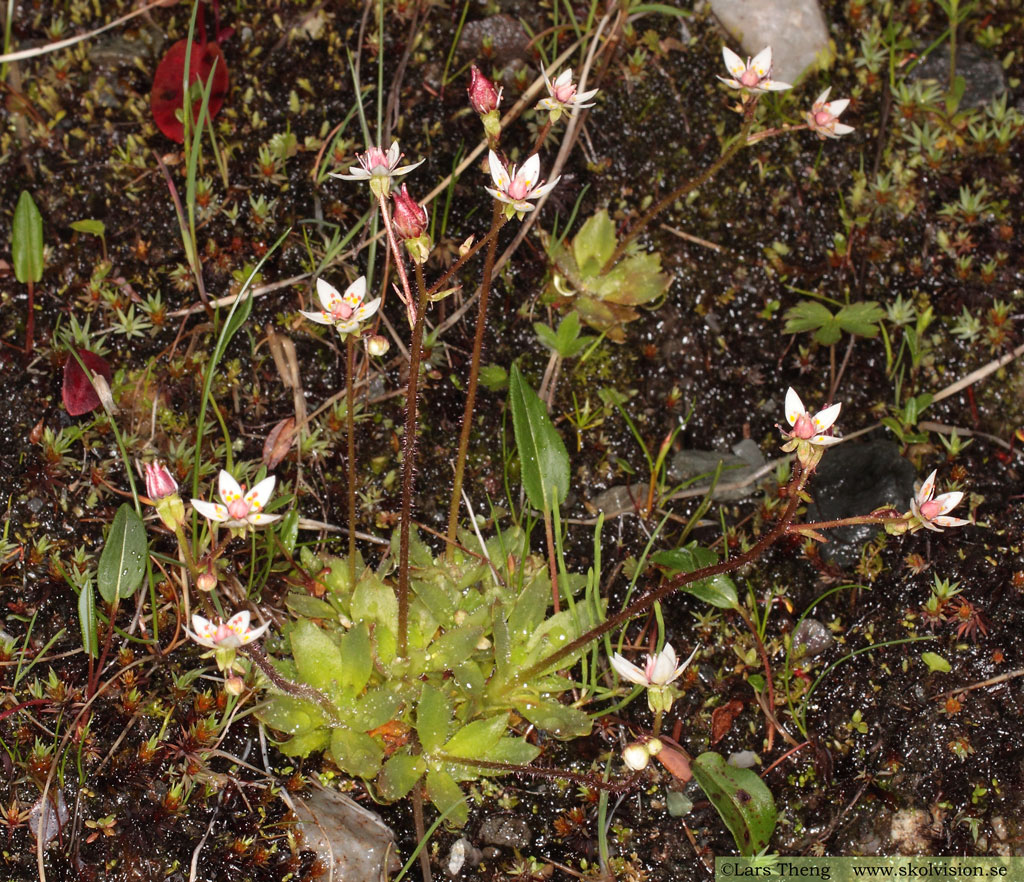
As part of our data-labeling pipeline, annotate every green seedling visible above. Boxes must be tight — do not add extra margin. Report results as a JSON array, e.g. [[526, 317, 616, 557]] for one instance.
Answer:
[[70, 219, 107, 261], [12, 190, 44, 354]]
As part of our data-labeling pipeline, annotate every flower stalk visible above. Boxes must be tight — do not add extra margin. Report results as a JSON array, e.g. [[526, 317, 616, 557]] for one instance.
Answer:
[[445, 201, 507, 554], [397, 262, 431, 656], [346, 334, 358, 586]]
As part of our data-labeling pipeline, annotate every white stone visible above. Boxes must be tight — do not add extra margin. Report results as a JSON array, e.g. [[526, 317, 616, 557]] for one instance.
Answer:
[[710, 0, 830, 85]]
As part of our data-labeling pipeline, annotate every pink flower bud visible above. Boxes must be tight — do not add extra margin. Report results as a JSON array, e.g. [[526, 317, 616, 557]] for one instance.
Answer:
[[144, 461, 178, 500], [468, 65, 501, 114], [196, 566, 218, 593], [392, 184, 428, 240]]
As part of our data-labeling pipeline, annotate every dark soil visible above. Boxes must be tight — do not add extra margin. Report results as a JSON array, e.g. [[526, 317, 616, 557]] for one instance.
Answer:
[[2, 1, 1024, 880]]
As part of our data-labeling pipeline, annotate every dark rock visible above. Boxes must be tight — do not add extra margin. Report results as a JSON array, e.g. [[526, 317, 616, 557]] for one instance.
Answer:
[[806, 440, 916, 566], [477, 815, 532, 849], [908, 43, 1006, 109], [459, 16, 532, 69], [792, 617, 834, 658], [669, 439, 766, 501]]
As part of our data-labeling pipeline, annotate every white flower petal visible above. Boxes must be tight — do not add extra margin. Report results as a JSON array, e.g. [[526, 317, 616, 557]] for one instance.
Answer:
[[917, 470, 938, 506], [218, 470, 244, 506], [394, 158, 425, 176], [812, 401, 842, 432], [648, 644, 679, 685], [934, 515, 969, 528], [357, 297, 382, 321], [528, 177, 560, 200], [826, 97, 850, 115], [813, 87, 832, 107], [240, 619, 270, 643], [750, 47, 773, 76], [518, 154, 541, 189], [316, 278, 341, 312], [810, 434, 843, 446], [192, 614, 216, 636], [226, 610, 251, 633], [722, 46, 746, 77], [331, 168, 372, 181], [245, 475, 277, 512], [784, 387, 805, 427], [345, 276, 367, 307], [932, 490, 963, 516], [191, 498, 229, 522], [488, 150, 510, 191], [610, 653, 649, 686], [299, 309, 335, 325], [248, 512, 281, 526]]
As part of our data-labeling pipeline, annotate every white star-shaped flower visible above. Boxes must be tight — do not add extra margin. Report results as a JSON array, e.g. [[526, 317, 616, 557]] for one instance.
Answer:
[[300, 277, 380, 338], [186, 610, 269, 649], [191, 469, 281, 528]]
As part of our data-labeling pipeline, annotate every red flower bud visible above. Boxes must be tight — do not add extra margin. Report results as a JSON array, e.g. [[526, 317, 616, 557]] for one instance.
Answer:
[[392, 184, 428, 240], [144, 461, 178, 500], [468, 65, 500, 115]]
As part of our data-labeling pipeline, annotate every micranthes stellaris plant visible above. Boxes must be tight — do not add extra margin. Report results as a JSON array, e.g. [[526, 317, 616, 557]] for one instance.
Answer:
[[301, 48, 861, 688], [133, 44, 957, 859]]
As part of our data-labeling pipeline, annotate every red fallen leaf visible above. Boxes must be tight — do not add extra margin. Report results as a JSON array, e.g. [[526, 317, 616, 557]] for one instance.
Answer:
[[262, 418, 296, 469], [710, 698, 745, 745], [150, 40, 228, 143], [62, 350, 113, 416], [150, 4, 229, 146], [654, 745, 692, 782]]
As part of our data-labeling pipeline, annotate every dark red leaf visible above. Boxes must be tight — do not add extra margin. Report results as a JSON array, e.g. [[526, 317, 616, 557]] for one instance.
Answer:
[[710, 698, 745, 745], [654, 745, 692, 782], [262, 418, 296, 469], [150, 39, 229, 143], [62, 350, 113, 416]]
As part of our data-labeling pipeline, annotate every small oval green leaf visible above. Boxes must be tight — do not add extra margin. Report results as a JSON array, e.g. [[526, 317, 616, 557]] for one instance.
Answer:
[[289, 618, 345, 693], [12, 191, 44, 284], [921, 651, 951, 673], [425, 769, 468, 827], [416, 684, 451, 755], [329, 726, 383, 779], [97, 504, 148, 604], [378, 754, 426, 801], [691, 752, 776, 856], [70, 219, 106, 238]]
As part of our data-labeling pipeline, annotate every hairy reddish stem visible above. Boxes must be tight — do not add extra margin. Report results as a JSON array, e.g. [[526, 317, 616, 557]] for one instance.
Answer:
[[445, 202, 507, 554], [397, 262, 431, 656], [516, 463, 810, 684]]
